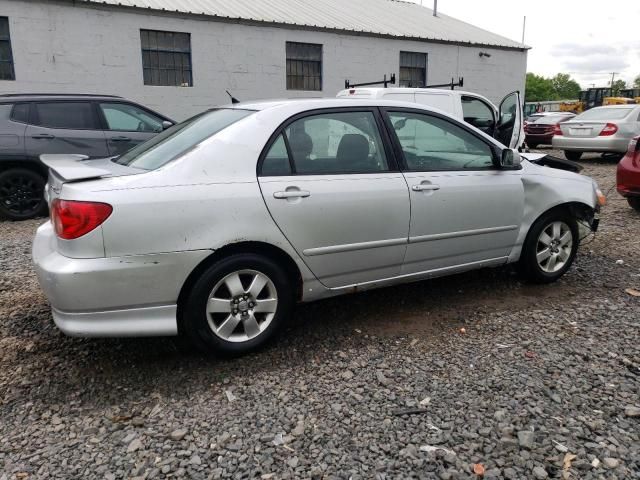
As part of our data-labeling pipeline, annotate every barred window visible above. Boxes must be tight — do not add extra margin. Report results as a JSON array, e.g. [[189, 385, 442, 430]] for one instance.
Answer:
[[0, 17, 15, 81], [286, 42, 322, 91], [399, 51, 427, 88], [141, 29, 192, 87]]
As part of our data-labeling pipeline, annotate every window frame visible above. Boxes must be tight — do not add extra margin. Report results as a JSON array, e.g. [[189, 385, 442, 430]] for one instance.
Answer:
[[0, 17, 15, 81], [379, 107, 502, 173], [140, 29, 193, 87], [461, 95, 497, 134], [32, 101, 102, 131], [257, 107, 400, 177], [96, 101, 167, 132], [399, 51, 428, 88], [285, 41, 323, 92]]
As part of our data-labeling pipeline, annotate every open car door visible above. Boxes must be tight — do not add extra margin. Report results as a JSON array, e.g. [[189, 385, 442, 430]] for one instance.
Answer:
[[495, 91, 524, 149]]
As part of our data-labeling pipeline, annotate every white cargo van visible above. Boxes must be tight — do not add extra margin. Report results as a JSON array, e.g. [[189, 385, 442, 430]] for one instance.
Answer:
[[337, 87, 524, 150]]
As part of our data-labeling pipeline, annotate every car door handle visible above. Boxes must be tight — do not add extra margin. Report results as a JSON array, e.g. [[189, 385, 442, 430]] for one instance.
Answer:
[[110, 136, 131, 142], [31, 134, 55, 140], [273, 190, 311, 199], [412, 184, 440, 191]]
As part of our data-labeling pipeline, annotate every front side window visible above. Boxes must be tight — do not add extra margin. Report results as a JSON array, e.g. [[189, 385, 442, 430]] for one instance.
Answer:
[[399, 51, 427, 88], [141, 29, 192, 87], [271, 111, 388, 175], [0, 17, 15, 81], [286, 42, 322, 91], [114, 109, 254, 170], [388, 111, 494, 171], [99, 103, 163, 132], [461, 96, 495, 132], [34, 102, 98, 130]]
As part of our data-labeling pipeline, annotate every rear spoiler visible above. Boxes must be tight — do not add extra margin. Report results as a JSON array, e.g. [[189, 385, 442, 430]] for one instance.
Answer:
[[40, 154, 111, 182]]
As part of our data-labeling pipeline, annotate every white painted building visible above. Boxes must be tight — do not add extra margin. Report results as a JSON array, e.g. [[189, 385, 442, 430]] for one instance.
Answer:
[[0, 0, 528, 121]]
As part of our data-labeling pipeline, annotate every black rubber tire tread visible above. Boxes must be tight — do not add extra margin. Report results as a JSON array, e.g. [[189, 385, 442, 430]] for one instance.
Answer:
[[0, 168, 48, 221], [564, 151, 582, 161]]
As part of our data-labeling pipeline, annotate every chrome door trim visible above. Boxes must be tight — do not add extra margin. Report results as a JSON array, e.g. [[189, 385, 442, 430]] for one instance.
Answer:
[[409, 225, 518, 244], [329, 256, 508, 291], [303, 237, 407, 257]]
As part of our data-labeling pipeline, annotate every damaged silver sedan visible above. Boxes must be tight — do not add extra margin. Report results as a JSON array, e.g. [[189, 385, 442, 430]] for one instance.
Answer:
[[33, 99, 605, 354]]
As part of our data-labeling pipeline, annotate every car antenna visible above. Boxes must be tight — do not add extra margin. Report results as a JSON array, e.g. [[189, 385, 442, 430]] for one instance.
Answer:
[[226, 90, 240, 104]]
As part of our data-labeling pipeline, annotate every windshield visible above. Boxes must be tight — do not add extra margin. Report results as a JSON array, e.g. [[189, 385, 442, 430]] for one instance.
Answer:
[[574, 107, 634, 121], [114, 109, 255, 170]]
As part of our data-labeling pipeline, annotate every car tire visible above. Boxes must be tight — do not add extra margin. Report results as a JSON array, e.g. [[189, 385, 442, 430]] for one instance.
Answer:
[[628, 197, 640, 212], [564, 151, 582, 161], [527, 142, 539, 149], [518, 209, 579, 284], [182, 253, 294, 356], [0, 168, 48, 221]]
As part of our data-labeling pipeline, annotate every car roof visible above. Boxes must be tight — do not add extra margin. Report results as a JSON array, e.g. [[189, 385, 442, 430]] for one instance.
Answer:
[[0, 93, 124, 103], [226, 97, 452, 113]]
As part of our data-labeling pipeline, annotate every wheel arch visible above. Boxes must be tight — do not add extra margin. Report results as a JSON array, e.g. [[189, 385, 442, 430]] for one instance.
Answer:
[[176, 241, 303, 334], [0, 159, 48, 178]]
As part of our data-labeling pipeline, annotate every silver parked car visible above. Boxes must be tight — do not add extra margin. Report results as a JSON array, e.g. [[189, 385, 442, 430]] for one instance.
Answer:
[[33, 99, 604, 355], [552, 105, 640, 161]]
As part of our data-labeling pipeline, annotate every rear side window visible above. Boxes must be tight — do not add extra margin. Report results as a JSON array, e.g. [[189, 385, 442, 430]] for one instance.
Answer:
[[262, 134, 292, 176], [34, 102, 98, 129], [114, 108, 254, 170], [10, 103, 29, 123]]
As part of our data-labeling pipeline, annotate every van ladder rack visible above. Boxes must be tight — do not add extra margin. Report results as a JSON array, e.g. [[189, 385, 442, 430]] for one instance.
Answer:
[[421, 77, 464, 90], [344, 74, 396, 89]]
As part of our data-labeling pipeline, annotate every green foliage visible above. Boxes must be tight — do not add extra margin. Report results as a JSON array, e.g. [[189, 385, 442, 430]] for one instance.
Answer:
[[525, 72, 583, 102], [611, 79, 627, 96], [551, 73, 582, 100], [634, 75, 640, 88]]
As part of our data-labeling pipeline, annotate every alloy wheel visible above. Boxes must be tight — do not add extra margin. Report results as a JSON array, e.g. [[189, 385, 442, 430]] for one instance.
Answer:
[[206, 269, 278, 343], [536, 221, 573, 273], [0, 172, 43, 216]]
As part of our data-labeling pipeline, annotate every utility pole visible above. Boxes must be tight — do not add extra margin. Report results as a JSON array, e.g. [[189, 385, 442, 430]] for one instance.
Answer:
[[522, 16, 526, 45], [610, 72, 618, 88]]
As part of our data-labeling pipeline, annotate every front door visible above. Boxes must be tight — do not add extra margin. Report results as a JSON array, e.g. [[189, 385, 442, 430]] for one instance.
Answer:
[[383, 109, 524, 275], [258, 109, 410, 288], [495, 91, 524, 149], [25, 101, 109, 159], [97, 102, 166, 156]]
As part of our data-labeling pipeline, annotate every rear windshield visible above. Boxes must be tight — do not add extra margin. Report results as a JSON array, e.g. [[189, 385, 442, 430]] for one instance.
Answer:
[[534, 115, 574, 125], [114, 108, 255, 170], [575, 107, 634, 121]]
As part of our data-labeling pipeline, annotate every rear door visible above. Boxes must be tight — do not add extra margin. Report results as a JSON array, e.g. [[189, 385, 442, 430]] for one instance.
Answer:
[[495, 91, 523, 149], [25, 101, 109, 158], [382, 108, 524, 275], [98, 102, 167, 156], [0, 103, 28, 160], [258, 108, 410, 288]]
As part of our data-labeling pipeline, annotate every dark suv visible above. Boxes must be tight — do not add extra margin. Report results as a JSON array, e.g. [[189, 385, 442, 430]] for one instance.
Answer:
[[0, 94, 174, 220]]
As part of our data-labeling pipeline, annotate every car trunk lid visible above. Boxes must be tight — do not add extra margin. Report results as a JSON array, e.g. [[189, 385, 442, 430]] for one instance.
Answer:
[[559, 121, 608, 138]]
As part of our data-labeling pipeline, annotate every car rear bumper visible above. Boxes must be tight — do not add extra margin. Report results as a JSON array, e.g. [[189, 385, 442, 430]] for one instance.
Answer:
[[525, 133, 553, 144], [552, 136, 629, 153], [32, 221, 212, 337]]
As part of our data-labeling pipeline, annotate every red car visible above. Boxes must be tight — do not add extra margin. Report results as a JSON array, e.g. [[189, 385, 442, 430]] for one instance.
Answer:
[[524, 113, 575, 149], [617, 135, 640, 211]]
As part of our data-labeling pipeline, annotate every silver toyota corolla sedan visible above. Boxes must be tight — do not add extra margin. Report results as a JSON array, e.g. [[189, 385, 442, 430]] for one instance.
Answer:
[[33, 99, 604, 355], [553, 105, 640, 161]]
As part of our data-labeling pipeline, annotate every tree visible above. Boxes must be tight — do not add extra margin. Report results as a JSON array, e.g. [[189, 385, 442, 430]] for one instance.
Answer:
[[551, 73, 581, 100], [611, 79, 627, 96], [633, 75, 640, 88], [525, 73, 557, 102]]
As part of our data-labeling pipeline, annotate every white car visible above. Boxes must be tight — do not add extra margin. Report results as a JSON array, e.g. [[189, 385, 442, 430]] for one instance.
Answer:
[[33, 98, 603, 355], [337, 87, 524, 150]]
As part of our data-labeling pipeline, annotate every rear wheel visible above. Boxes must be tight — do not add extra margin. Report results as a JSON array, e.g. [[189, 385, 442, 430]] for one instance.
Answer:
[[564, 151, 582, 161], [628, 197, 640, 212], [527, 142, 539, 149], [182, 254, 294, 355], [518, 210, 579, 284], [0, 168, 48, 221]]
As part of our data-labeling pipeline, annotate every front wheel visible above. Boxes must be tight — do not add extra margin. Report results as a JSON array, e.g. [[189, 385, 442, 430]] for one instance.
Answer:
[[182, 254, 294, 355], [564, 151, 582, 161], [518, 210, 579, 284], [0, 168, 48, 220], [628, 197, 640, 212]]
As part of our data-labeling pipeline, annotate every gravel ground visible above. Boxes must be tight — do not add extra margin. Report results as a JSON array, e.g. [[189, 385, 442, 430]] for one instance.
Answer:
[[1, 150, 639, 479]]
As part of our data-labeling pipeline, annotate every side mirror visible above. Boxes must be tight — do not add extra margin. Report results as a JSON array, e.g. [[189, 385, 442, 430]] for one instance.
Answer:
[[500, 148, 522, 168], [162, 120, 174, 130]]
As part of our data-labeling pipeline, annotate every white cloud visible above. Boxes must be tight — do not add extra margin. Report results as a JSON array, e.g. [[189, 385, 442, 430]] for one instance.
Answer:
[[404, 0, 638, 88]]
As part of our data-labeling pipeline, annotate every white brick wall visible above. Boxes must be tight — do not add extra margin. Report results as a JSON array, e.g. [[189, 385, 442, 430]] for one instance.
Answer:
[[1, 1, 527, 121]]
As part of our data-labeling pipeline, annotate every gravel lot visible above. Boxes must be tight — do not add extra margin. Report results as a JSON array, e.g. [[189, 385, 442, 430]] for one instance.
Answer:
[[1, 150, 639, 479]]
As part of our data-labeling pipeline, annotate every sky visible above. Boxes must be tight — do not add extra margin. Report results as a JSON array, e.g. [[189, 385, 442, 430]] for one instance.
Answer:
[[406, 0, 640, 89]]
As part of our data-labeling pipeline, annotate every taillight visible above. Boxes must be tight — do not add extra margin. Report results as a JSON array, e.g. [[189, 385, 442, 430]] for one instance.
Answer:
[[553, 124, 563, 136], [51, 199, 113, 240], [599, 123, 618, 136]]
